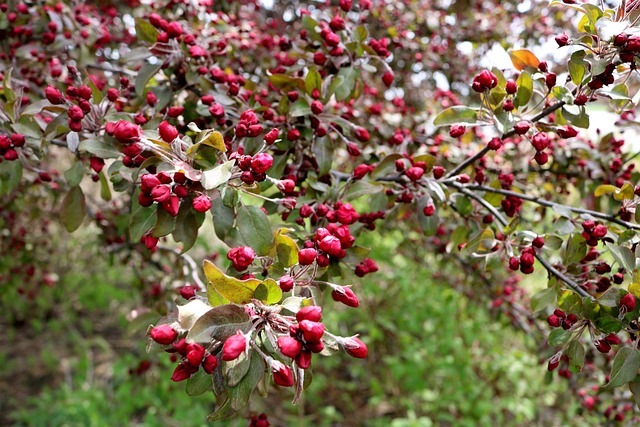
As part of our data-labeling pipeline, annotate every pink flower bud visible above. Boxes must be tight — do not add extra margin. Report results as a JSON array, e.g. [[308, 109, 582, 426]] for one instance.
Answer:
[[162, 195, 180, 217], [354, 127, 370, 142], [295, 350, 313, 369], [159, 121, 179, 142], [151, 184, 172, 203], [621, 293, 636, 312], [186, 343, 206, 367], [68, 105, 84, 121], [222, 332, 247, 361], [171, 362, 197, 382], [449, 124, 465, 138], [150, 324, 178, 345], [179, 285, 197, 300], [331, 286, 359, 308], [264, 128, 279, 144], [110, 120, 141, 144], [271, 361, 293, 387], [298, 248, 317, 265], [192, 194, 212, 212], [343, 336, 368, 358], [227, 246, 256, 271], [45, 85, 65, 104], [406, 167, 424, 181], [299, 320, 325, 342], [140, 174, 161, 193], [382, 71, 394, 87], [277, 336, 302, 358], [296, 305, 322, 322], [89, 157, 104, 173], [319, 235, 342, 257], [279, 275, 294, 292], [202, 354, 218, 374], [251, 153, 273, 174]]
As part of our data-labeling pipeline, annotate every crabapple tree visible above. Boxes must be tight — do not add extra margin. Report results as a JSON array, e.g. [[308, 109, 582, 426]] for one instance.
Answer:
[[3, 0, 640, 423]]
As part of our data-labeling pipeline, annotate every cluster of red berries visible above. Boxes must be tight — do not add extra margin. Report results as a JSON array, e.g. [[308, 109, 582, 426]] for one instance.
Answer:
[[138, 171, 211, 217], [354, 258, 379, 277], [581, 221, 607, 247], [529, 132, 550, 165], [105, 120, 147, 167], [508, 237, 544, 274], [227, 246, 256, 271], [236, 152, 274, 185], [546, 308, 578, 330], [277, 306, 325, 369], [0, 133, 24, 161], [149, 325, 218, 382]]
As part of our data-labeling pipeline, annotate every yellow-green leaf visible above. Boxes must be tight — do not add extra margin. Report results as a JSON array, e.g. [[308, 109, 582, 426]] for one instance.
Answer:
[[203, 260, 260, 304], [595, 184, 618, 197], [269, 228, 299, 267], [509, 49, 540, 71], [253, 278, 282, 305]]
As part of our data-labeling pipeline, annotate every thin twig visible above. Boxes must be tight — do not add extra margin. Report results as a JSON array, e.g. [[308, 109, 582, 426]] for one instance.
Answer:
[[444, 100, 567, 179], [450, 182, 592, 299], [461, 184, 640, 230]]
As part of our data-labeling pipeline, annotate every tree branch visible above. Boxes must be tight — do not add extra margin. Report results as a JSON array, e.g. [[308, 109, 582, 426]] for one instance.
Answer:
[[462, 184, 640, 230], [444, 100, 567, 179], [450, 182, 592, 299]]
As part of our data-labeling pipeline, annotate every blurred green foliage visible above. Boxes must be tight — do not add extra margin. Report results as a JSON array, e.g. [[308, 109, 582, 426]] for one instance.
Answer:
[[5, 229, 599, 426]]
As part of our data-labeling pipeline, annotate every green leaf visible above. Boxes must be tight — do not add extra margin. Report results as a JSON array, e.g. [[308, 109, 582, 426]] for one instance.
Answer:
[[98, 172, 112, 201], [186, 369, 213, 396], [135, 17, 159, 44], [558, 290, 582, 314], [84, 71, 104, 103], [229, 350, 264, 411], [566, 341, 585, 373], [530, 286, 558, 313], [568, 51, 586, 86], [305, 68, 323, 96], [135, 62, 163, 97], [152, 204, 176, 237], [602, 347, 640, 390], [433, 106, 478, 126], [268, 74, 305, 91], [186, 303, 251, 343], [331, 67, 359, 101], [548, 329, 572, 347], [206, 398, 235, 422], [201, 160, 234, 190], [614, 183, 635, 201], [562, 105, 589, 129], [563, 233, 587, 265], [237, 205, 273, 256], [224, 353, 251, 387], [173, 208, 202, 254], [289, 99, 311, 117], [203, 260, 261, 304], [212, 196, 236, 242], [64, 161, 84, 187], [514, 71, 533, 107], [353, 25, 368, 43], [59, 186, 86, 232], [129, 205, 157, 243], [254, 279, 282, 305], [270, 228, 299, 268], [594, 184, 618, 197], [594, 315, 623, 334], [607, 243, 636, 272], [0, 159, 22, 196], [79, 138, 121, 158]]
